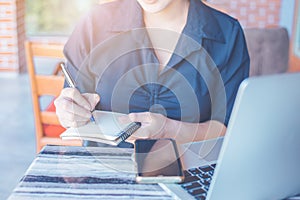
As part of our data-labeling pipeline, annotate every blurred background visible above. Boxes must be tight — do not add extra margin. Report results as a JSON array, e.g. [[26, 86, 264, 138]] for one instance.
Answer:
[[0, 0, 299, 199]]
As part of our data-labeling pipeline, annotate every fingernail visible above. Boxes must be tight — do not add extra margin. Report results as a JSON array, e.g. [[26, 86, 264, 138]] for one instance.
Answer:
[[94, 94, 100, 102]]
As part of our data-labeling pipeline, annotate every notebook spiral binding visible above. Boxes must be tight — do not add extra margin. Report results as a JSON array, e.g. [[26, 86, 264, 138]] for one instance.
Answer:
[[119, 122, 142, 141]]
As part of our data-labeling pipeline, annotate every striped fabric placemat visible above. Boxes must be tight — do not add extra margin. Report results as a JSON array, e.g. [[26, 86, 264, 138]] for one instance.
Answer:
[[8, 145, 173, 200]]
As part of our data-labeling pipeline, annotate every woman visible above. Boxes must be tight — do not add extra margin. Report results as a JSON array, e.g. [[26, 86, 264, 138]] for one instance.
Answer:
[[54, 0, 250, 145]]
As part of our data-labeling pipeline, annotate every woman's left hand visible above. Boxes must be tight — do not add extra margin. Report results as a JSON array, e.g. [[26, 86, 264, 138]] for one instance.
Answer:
[[119, 112, 226, 144], [125, 112, 170, 143]]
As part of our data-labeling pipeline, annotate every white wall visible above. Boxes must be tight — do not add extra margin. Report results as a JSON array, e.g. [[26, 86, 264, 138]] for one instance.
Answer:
[[280, 0, 296, 36]]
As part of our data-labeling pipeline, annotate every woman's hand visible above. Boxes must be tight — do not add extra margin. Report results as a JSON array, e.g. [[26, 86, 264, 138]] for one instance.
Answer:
[[125, 112, 169, 143], [124, 111, 226, 144], [54, 88, 100, 128]]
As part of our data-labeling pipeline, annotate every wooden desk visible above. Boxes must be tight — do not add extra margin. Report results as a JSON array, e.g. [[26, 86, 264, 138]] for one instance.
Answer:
[[8, 145, 173, 200]]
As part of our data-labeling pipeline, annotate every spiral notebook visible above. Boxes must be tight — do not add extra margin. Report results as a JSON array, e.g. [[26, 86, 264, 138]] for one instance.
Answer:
[[60, 111, 141, 145]]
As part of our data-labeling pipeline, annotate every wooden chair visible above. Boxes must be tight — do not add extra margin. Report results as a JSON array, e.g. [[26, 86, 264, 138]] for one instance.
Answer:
[[25, 41, 82, 153]]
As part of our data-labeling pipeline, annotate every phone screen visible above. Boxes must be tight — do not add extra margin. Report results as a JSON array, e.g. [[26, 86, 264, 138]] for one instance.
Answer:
[[134, 139, 183, 182]]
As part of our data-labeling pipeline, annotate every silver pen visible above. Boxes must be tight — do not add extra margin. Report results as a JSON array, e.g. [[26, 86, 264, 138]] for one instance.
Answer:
[[59, 62, 96, 122]]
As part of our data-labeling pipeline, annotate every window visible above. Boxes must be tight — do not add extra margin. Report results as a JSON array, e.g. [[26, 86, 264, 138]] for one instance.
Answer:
[[294, 1, 300, 57], [25, 0, 98, 36]]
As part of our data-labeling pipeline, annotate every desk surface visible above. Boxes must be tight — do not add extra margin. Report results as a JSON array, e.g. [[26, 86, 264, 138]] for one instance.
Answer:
[[8, 145, 173, 200]]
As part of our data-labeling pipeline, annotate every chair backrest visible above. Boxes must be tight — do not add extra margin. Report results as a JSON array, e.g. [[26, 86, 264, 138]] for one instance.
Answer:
[[244, 27, 289, 76], [25, 41, 82, 153]]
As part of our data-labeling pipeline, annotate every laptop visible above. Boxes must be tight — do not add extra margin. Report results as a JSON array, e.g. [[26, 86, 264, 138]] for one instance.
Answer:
[[160, 72, 300, 200]]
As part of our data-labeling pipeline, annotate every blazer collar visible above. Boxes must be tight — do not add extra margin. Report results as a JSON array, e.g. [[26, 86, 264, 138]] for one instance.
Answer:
[[183, 0, 225, 43]]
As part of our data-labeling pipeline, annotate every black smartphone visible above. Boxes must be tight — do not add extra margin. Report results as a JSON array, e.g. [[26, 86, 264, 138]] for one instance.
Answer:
[[134, 138, 184, 183]]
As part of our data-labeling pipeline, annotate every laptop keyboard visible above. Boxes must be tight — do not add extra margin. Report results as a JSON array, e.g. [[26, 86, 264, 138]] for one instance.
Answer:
[[179, 163, 216, 200]]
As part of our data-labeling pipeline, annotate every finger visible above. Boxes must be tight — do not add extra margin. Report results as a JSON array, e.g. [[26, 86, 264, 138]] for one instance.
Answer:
[[128, 112, 152, 123], [57, 109, 92, 122], [60, 88, 92, 111], [60, 118, 90, 128], [126, 133, 149, 144], [57, 109, 91, 128], [127, 128, 150, 140], [126, 138, 136, 145], [82, 93, 100, 110], [117, 115, 132, 124], [55, 98, 91, 118]]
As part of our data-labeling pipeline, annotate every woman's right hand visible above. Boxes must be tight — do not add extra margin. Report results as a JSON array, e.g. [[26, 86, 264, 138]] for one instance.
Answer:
[[54, 88, 100, 128]]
